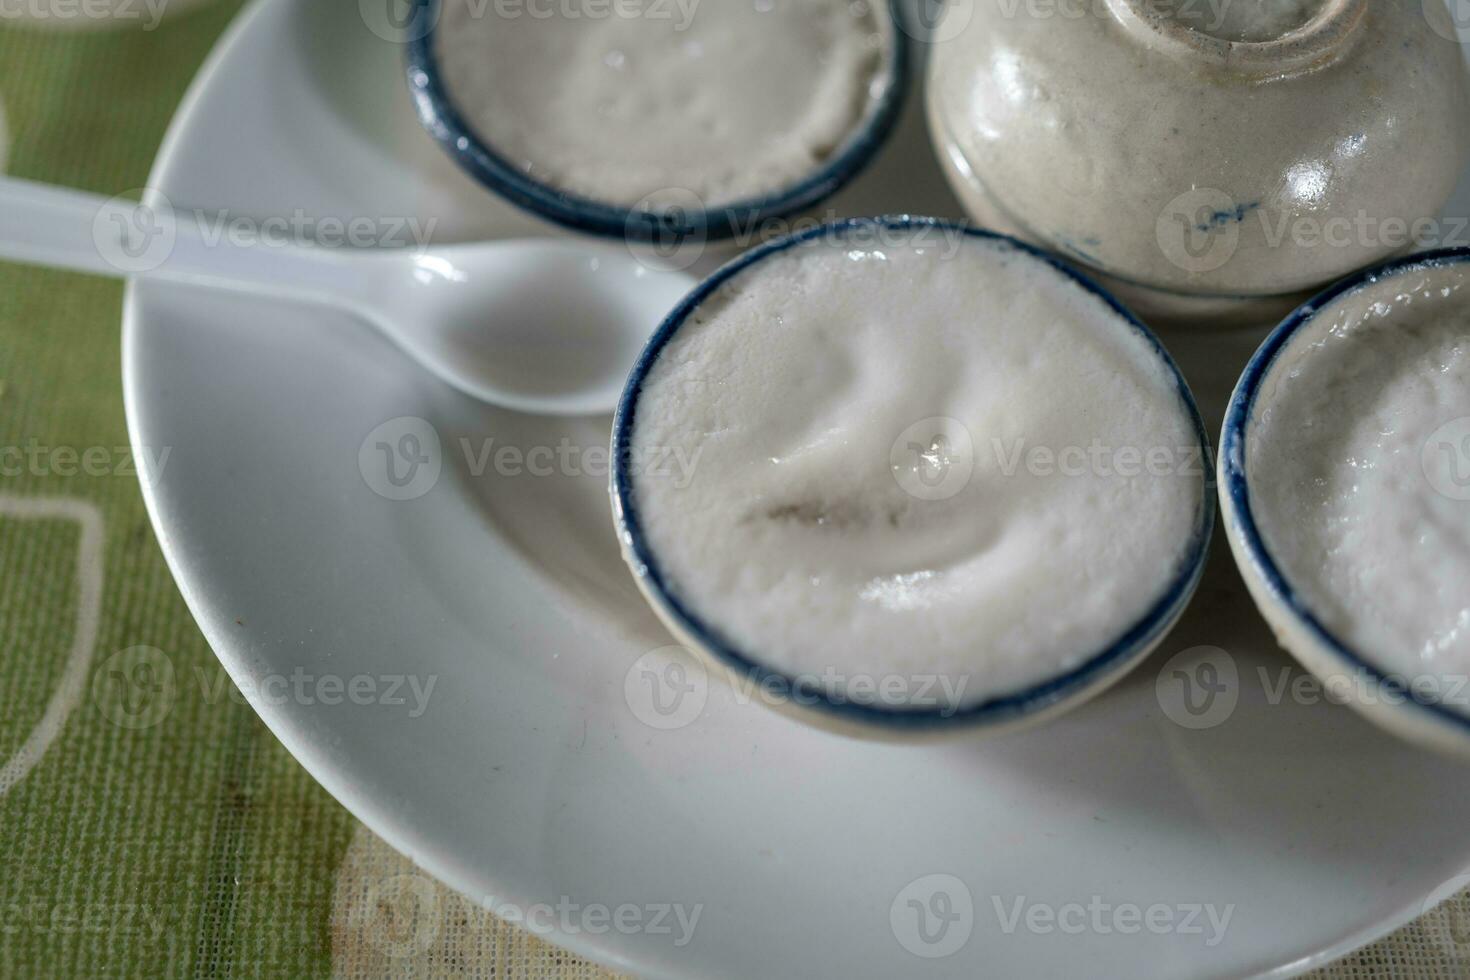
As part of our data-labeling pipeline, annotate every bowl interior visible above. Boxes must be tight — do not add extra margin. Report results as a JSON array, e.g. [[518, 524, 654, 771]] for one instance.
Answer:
[[404, 0, 910, 242], [1221, 247, 1470, 738], [612, 216, 1217, 732]]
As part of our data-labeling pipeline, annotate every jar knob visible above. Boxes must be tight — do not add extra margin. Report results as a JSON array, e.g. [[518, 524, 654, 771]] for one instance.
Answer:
[[1103, 0, 1367, 77]]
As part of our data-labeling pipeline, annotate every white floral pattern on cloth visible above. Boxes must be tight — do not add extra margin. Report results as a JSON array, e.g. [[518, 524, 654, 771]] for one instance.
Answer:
[[0, 0, 216, 32], [330, 825, 619, 978], [0, 497, 104, 799], [327, 817, 1470, 978]]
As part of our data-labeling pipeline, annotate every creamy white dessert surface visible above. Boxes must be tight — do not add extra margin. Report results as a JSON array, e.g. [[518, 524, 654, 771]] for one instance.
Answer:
[[1249, 262, 1470, 691], [629, 236, 1206, 707], [435, 0, 890, 207]]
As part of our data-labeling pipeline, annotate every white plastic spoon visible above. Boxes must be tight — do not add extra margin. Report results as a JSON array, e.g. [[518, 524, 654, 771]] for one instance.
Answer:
[[0, 177, 696, 416]]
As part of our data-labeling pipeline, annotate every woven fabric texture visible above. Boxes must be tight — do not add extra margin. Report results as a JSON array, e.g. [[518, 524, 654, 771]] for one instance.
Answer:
[[0, 4, 1463, 978]]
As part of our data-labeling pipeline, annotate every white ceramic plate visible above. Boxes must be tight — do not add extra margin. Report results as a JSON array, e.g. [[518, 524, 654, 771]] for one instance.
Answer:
[[124, 1, 1470, 976]]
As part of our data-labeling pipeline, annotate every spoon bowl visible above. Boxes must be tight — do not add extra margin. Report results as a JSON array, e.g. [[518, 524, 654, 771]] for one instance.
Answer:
[[366, 241, 695, 416], [0, 177, 696, 416]]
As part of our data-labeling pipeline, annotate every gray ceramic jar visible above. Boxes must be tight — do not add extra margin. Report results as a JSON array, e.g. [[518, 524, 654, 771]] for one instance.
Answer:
[[926, 0, 1470, 324]]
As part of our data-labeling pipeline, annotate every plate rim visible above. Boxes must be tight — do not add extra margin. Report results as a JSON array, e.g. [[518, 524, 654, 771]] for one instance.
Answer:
[[117, 0, 658, 974], [117, 1, 1470, 976]]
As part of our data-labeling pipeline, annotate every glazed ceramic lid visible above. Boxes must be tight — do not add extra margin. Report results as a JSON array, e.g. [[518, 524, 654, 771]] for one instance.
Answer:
[[926, 0, 1470, 302]]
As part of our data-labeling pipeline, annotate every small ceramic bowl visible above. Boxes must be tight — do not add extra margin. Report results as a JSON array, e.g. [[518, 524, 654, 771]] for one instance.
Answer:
[[611, 216, 1215, 738], [404, 0, 908, 243], [926, 0, 1470, 325], [1221, 248, 1470, 757]]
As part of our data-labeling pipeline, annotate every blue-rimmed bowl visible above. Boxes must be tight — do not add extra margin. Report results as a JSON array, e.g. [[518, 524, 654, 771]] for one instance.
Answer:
[[610, 216, 1215, 737], [1220, 248, 1470, 757], [403, 0, 908, 243]]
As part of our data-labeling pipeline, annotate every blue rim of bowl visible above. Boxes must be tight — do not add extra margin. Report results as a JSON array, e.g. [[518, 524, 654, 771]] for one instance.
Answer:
[[403, 0, 909, 243], [611, 216, 1216, 731], [1221, 246, 1470, 739]]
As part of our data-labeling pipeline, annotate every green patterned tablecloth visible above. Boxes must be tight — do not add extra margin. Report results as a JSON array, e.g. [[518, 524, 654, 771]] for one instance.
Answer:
[[0, 4, 1465, 977]]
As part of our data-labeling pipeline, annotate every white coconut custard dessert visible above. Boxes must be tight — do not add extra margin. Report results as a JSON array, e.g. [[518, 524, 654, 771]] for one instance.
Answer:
[[433, 0, 896, 209], [1230, 254, 1470, 749], [613, 221, 1212, 729]]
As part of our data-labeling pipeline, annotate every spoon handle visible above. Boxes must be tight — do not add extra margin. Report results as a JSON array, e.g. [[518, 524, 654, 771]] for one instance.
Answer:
[[0, 176, 379, 309]]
